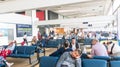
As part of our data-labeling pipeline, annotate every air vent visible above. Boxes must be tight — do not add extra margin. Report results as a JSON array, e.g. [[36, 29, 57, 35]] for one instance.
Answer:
[[88, 24, 92, 27], [0, 0, 5, 1], [83, 22, 88, 24], [0, 0, 13, 2]]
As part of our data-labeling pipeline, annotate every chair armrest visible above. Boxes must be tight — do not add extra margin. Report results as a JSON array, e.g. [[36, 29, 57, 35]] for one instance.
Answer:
[[30, 50, 35, 54]]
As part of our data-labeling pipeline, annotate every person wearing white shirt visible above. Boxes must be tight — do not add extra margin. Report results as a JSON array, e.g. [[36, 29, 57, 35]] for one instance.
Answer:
[[23, 32, 28, 45], [107, 41, 120, 56], [6, 43, 15, 51]]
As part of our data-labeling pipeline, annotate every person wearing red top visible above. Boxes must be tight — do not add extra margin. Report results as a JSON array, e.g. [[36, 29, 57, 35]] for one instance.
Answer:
[[0, 40, 16, 59], [37, 31, 42, 41]]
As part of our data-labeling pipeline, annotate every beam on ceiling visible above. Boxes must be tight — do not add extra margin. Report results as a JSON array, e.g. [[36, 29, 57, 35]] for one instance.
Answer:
[[35, 15, 115, 25], [0, 0, 92, 13], [104, 0, 112, 15]]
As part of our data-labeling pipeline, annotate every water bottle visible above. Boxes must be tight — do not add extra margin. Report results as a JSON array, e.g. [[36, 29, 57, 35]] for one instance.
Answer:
[[82, 46, 87, 54]]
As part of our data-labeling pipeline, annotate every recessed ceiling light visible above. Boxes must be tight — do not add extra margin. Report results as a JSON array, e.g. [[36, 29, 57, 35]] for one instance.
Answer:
[[92, 9, 95, 11], [99, 6, 103, 7], [0, 0, 5, 1]]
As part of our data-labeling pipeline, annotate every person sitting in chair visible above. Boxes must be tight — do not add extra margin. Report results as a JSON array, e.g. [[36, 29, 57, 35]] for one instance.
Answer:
[[0, 40, 16, 59], [70, 38, 79, 51], [49, 40, 72, 57], [56, 49, 81, 67], [0, 56, 14, 67]]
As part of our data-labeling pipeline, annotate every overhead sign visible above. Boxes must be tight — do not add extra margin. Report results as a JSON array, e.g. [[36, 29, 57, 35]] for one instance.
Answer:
[[83, 22, 88, 24]]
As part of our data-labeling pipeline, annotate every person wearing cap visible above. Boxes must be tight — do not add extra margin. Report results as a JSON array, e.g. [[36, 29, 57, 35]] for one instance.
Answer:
[[56, 49, 81, 67]]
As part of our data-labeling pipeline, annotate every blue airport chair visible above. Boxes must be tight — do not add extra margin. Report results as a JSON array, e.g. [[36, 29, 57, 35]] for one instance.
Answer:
[[82, 59, 107, 67], [39, 56, 58, 67], [83, 38, 92, 45], [110, 61, 120, 67], [112, 56, 120, 60], [93, 56, 111, 61]]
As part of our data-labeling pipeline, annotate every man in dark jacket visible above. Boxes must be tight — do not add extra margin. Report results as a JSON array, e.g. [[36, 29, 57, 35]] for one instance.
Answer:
[[70, 38, 79, 51], [49, 40, 72, 57]]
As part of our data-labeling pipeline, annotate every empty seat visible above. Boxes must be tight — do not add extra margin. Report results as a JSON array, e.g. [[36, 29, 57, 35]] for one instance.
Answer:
[[110, 61, 120, 67], [112, 56, 120, 60], [39, 56, 58, 67], [93, 56, 111, 61], [82, 59, 107, 67], [83, 38, 92, 45]]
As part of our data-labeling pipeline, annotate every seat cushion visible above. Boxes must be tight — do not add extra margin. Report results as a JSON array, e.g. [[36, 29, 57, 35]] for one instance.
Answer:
[[93, 56, 111, 61], [8, 54, 31, 58], [16, 46, 26, 54], [0, 64, 5, 67], [110, 61, 120, 67], [82, 59, 107, 67], [40, 56, 58, 67], [112, 57, 120, 60], [25, 46, 36, 54]]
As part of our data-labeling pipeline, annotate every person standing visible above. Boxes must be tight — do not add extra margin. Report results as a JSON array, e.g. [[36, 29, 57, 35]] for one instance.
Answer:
[[23, 32, 28, 45], [77, 28, 84, 43], [37, 31, 42, 41]]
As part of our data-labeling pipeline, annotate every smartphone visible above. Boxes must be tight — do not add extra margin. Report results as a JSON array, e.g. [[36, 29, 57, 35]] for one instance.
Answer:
[[61, 65, 68, 67]]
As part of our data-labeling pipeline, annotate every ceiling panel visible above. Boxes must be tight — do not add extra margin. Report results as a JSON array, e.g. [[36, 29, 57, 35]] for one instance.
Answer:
[[0, 0, 15, 3], [45, 0, 108, 18]]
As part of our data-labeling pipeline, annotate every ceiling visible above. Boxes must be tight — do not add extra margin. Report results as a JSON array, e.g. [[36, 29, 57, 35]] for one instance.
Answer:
[[0, 0, 14, 3], [43, 0, 110, 18], [0, 0, 114, 29], [0, 0, 111, 17]]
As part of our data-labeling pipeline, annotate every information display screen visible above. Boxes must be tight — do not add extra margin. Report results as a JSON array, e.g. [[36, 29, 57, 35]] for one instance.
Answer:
[[16, 24, 32, 37]]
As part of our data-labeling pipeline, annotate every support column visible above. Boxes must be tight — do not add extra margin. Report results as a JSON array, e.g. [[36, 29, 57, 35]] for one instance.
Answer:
[[25, 10, 39, 36], [45, 10, 48, 20], [117, 8, 120, 45]]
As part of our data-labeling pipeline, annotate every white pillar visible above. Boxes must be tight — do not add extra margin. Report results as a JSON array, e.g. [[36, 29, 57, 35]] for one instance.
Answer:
[[59, 15, 64, 19], [25, 10, 38, 37], [117, 8, 120, 40], [45, 10, 48, 20]]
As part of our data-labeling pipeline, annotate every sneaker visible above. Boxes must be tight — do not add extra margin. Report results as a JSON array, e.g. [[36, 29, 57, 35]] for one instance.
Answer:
[[7, 62, 14, 67]]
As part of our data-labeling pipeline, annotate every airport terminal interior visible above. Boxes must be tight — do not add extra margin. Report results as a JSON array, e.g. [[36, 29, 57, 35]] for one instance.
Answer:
[[0, 0, 120, 67]]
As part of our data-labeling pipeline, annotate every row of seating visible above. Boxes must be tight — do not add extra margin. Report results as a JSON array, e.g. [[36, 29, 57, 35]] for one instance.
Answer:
[[39, 56, 120, 67], [40, 38, 93, 48], [7, 46, 36, 64], [41, 38, 116, 48], [0, 46, 37, 67]]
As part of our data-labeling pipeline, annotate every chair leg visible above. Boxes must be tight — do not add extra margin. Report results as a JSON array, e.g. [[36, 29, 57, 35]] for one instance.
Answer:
[[44, 48, 45, 56], [29, 57, 32, 64], [37, 52, 39, 60]]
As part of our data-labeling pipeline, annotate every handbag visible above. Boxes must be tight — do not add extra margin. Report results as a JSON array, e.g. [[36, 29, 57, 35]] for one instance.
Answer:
[[110, 43, 115, 54]]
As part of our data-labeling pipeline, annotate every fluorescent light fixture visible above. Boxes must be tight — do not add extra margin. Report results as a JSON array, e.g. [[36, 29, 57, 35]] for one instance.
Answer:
[[56, 8, 81, 13]]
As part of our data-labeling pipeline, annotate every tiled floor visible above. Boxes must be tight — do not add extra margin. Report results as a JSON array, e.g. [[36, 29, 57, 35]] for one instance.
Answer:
[[6, 48, 57, 67]]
